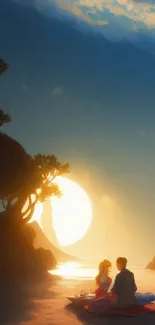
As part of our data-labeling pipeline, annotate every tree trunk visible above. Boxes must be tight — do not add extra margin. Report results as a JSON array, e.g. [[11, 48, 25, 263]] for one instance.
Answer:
[[0, 218, 36, 277], [0, 212, 57, 280]]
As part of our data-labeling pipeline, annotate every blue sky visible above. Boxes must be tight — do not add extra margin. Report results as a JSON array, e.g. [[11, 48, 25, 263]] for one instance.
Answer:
[[1, 0, 155, 264]]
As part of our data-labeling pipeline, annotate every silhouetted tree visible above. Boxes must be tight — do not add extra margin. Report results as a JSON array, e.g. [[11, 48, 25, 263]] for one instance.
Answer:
[[0, 60, 69, 277], [0, 142, 69, 223], [0, 109, 11, 127], [0, 59, 8, 75], [0, 60, 69, 224]]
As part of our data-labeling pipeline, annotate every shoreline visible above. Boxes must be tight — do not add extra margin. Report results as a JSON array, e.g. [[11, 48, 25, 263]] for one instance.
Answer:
[[1, 273, 155, 325]]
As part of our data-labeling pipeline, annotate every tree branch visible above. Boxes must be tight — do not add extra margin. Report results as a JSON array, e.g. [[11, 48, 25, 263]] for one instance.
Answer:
[[22, 204, 35, 224], [21, 195, 38, 217], [21, 195, 32, 215]]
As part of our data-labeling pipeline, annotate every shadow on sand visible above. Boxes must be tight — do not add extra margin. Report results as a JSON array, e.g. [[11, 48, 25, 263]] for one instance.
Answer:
[[65, 303, 155, 325], [0, 273, 57, 325]]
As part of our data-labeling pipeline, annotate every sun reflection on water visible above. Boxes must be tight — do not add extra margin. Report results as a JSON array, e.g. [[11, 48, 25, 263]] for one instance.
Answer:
[[49, 262, 155, 293], [49, 262, 97, 279]]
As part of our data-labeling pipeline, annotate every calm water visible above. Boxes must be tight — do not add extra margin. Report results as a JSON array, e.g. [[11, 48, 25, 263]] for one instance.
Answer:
[[49, 261, 155, 293]]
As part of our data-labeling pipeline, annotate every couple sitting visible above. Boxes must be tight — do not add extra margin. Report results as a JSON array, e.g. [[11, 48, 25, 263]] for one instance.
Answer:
[[95, 257, 137, 307], [87, 257, 138, 313]]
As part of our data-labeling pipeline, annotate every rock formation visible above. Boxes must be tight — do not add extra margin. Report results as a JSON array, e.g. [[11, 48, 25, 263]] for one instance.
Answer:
[[28, 221, 78, 263], [146, 256, 155, 270]]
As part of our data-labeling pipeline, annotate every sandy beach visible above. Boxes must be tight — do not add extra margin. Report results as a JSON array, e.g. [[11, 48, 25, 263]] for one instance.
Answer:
[[1, 273, 155, 325]]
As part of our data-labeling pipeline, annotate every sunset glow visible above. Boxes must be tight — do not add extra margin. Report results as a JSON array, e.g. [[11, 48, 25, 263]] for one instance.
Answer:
[[28, 197, 43, 224], [51, 177, 92, 246], [29, 177, 92, 248]]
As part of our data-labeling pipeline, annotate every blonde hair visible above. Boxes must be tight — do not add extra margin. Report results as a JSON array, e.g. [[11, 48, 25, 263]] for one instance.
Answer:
[[96, 259, 111, 285], [99, 259, 111, 273]]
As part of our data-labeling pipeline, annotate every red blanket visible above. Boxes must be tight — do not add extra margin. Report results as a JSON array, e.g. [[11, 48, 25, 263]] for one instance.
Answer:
[[107, 304, 155, 317]]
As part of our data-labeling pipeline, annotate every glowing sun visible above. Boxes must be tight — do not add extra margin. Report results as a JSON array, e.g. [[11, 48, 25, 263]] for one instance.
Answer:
[[51, 177, 92, 246], [30, 177, 92, 247]]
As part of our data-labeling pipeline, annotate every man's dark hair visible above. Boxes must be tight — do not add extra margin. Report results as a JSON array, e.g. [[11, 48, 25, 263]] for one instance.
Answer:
[[116, 257, 127, 267]]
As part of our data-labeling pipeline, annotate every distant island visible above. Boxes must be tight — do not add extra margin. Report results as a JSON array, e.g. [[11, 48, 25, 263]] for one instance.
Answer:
[[28, 221, 78, 264], [146, 257, 155, 270]]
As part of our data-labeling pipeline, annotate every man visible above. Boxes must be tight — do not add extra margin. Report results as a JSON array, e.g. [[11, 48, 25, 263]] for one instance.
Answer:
[[111, 257, 138, 308]]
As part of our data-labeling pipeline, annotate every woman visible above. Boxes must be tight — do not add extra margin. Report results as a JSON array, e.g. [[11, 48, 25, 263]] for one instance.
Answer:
[[94, 259, 112, 298], [85, 260, 117, 313]]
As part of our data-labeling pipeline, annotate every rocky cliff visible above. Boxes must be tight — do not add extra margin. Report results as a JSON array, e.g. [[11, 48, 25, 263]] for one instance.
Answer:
[[28, 221, 78, 263]]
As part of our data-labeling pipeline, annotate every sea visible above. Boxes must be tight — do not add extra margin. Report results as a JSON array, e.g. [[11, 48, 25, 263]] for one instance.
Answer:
[[49, 261, 155, 294]]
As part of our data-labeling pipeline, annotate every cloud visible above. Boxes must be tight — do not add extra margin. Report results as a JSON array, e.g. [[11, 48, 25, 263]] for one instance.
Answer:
[[133, 0, 155, 3], [53, 0, 155, 29], [51, 87, 63, 96], [54, 0, 108, 26], [14, 0, 155, 43]]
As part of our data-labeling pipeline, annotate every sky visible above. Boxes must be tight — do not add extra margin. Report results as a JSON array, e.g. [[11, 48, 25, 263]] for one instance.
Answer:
[[1, 0, 155, 266]]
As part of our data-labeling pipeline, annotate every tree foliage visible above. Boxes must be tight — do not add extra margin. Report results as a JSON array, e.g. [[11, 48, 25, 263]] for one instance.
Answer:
[[0, 59, 8, 76], [0, 109, 11, 127], [0, 134, 69, 223]]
